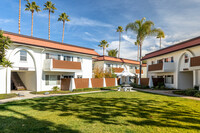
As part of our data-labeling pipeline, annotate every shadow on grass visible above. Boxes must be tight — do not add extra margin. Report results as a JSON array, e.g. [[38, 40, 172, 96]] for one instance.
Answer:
[[0, 92, 200, 131]]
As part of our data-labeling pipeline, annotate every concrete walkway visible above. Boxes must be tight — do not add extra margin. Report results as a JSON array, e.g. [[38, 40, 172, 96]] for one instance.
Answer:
[[133, 88, 200, 101], [0, 90, 108, 104]]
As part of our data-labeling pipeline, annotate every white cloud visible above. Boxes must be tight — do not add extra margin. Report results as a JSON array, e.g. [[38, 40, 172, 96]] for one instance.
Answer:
[[0, 19, 14, 24], [68, 17, 113, 27]]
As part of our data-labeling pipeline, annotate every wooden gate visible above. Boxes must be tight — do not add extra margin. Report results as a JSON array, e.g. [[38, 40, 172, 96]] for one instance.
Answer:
[[61, 78, 71, 91]]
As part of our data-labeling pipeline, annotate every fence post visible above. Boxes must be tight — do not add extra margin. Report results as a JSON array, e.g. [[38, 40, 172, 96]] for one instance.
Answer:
[[69, 78, 76, 91], [88, 78, 92, 88], [103, 78, 106, 87], [115, 78, 118, 86]]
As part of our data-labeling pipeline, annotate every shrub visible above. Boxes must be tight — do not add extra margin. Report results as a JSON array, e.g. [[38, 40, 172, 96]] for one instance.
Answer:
[[184, 89, 198, 96], [155, 86, 160, 89], [52, 86, 60, 91], [194, 85, 199, 90], [194, 92, 200, 97], [160, 85, 165, 89]]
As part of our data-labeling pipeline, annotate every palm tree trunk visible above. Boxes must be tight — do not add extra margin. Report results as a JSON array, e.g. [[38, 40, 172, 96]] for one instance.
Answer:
[[118, 32, 121, 58], [139, 43, 142, 85], [137, 44, 139, 61], [31, 11, 33, 37], [103, 48, 105, 56], [48, 10, 50, 40], [18, 0, 21, 34], [62, 21, 65, 43], [160, 38, 161, 49]]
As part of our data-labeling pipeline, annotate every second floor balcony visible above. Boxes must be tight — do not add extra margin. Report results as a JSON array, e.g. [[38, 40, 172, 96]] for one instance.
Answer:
[[148, 62, 175, 73], [44, 59, 82, 72], [190, 56, 200, 70]]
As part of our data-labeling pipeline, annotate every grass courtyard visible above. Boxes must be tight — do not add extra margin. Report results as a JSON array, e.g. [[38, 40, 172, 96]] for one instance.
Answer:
[[0, 91, 200, 133]]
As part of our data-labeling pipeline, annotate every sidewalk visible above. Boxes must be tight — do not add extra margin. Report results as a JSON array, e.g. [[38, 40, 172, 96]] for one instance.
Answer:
[[133, 88, 200, 101], [0, 90, 108, 104]]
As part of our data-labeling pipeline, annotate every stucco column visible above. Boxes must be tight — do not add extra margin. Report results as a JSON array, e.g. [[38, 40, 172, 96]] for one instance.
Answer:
[[69, 78, 76, 91], [149, 75, 153, 88], [115, 78, 118, 86], [88, 78, 92, 88], [6, 67, 11, 94], [193, 70, 197, 87], [103, 78, 106, 87]]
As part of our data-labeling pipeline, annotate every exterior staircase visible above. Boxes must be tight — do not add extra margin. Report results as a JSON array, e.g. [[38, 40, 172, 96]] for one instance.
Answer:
[[11, 72, 26, 90]]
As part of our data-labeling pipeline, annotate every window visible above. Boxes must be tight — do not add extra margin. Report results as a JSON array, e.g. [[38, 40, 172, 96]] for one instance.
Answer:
[[164, 58, 168, 62], [77, 57, 82, 62], [185, 54, 189, 63], [135, 66, 138, 69], [20, 50, 27, 61], [171, 57, 174, 62], [46, 53, 50, 59], [77, 75, 82, 78], [46, 53, 60, 60], [130, 66, 133, 69], [58, 55, 61, 60], [64, 75, 74, 78], [106, 64, 111, 68], [165, 75, 174, 84], [151, 61, 154, 65], [113, 64, 117, 68], [157, 59, 163, 64], [64, 56, 73, 61], [45, 75, 61, 85]]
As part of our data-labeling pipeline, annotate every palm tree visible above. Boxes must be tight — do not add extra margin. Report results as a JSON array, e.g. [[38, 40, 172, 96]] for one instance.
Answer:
[[19, 0, 21, 34], [135, 39, 140, 61], [156, 29, 165, 49], [107, 49, 118, 57], [126, 17, 160, 84], [58, 13, 70, 43], [116, 26, 124, 58], [98, 40, 109, 56], [25, 1, 41, 36], [44, 1, 57, 40]]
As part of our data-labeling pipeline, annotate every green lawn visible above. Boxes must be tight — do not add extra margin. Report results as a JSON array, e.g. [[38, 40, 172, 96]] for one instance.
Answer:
[[0, 91, 200, 133], [0, 93, 17, 99]]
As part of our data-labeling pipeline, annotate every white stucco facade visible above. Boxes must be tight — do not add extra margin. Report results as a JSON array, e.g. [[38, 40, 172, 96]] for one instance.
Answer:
[[0, 42, 96, 94], [145, 45, 200, 90]]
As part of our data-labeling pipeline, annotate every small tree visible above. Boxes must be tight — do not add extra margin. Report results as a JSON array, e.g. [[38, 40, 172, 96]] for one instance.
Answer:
[[0, 31, 12, 67], [93, 67, 105, 78]]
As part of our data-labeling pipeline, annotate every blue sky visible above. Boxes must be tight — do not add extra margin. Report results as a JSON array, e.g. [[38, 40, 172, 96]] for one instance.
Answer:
[[1, 0, 200, 60]]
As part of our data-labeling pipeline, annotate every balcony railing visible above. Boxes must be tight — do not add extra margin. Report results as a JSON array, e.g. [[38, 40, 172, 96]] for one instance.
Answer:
[[190, 56, 200, 67], [135, 69, 143, 74], [44, 59, 81, 72], [148, 62, 175, 72], [53, 59, 81, 70], [148, 63, 163, 71]]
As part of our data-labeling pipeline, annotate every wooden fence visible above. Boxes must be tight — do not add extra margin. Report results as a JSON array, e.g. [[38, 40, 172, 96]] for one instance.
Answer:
[[105, 78, 115, 87], [75, 78, 89, 89], [61, 78, 117, 91], [91, 78, 104, 88]]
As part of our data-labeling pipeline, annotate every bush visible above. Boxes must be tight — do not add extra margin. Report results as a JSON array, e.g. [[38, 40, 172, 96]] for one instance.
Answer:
[[194, 85, 199, 90], [52, 86, 60, 91], [184, 89, 198, 96], [160, 85, 165, 89], [194, 92, 200, 97]]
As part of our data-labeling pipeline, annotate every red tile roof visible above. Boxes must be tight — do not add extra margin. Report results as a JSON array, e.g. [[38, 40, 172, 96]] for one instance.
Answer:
[[3, 31, 99, 56], [143, 36, 200, 60], [94, 56, 147, 66]]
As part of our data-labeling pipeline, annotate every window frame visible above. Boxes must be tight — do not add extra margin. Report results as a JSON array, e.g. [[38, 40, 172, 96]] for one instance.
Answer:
[[20, 50, 27, 62]]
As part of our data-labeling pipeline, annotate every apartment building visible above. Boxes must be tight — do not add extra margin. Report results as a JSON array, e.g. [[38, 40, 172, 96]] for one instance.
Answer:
[[143, 36, 200, 89], [93, 56, 147, 83], [0, 31, 99, 94]]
